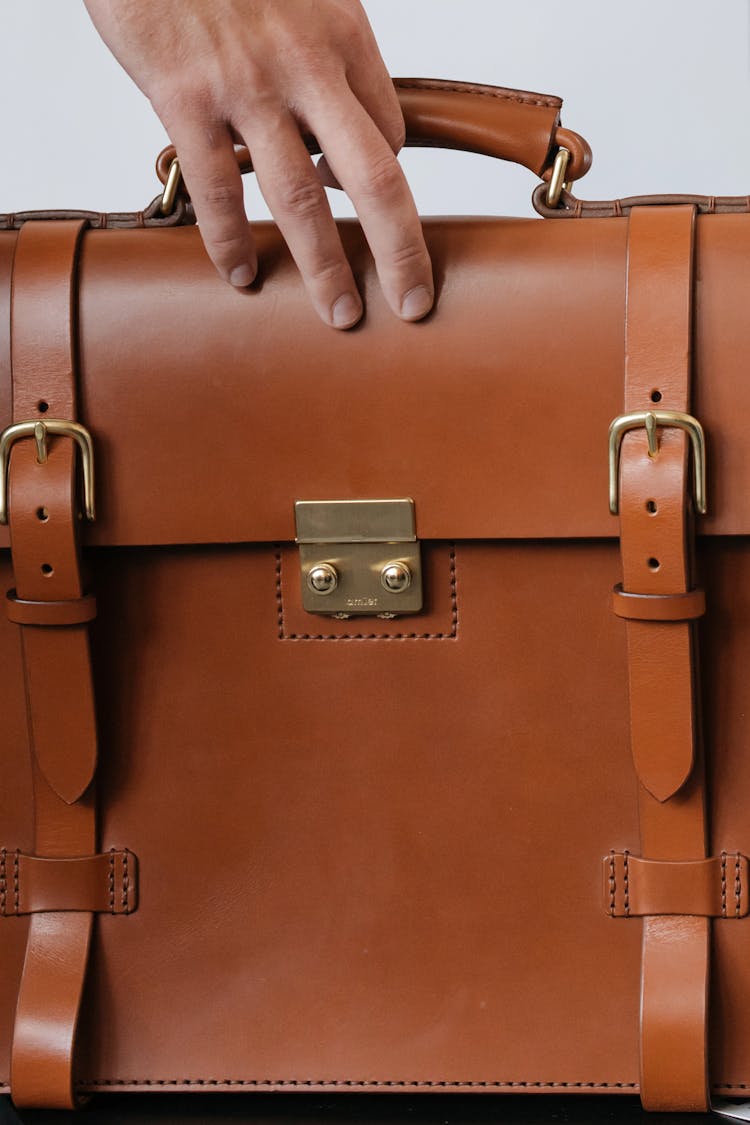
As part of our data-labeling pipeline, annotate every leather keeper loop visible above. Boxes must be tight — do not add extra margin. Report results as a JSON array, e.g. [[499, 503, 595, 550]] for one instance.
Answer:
[[0, 850, 137, 916], [604, 852, 748, 919], [5, 589, 97, 626], [612, 584, 706, 622]]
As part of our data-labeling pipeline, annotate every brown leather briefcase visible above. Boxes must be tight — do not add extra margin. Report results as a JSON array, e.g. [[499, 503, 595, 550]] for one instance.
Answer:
[[2, 78, 750, 1114]]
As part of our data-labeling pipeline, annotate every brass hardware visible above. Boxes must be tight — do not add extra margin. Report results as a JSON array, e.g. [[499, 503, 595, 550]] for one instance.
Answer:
[[0, 419, 96, 525], [160, 157, 182, 216], [34, 422, 48, 464], [380, 562, 412, 593], [546, 147, 571, 208], [608, 410, 707, 516], [295, 499, 423, 616], [307, 563, 339, 596]]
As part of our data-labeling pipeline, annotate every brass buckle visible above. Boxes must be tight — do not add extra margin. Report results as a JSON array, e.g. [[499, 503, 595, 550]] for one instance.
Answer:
[[0, 419, 96, 525], [608, 409, 706, 516]]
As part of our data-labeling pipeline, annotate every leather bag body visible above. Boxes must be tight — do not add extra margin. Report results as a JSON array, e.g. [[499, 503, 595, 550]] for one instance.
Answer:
[[1, 79, 748, 1112]]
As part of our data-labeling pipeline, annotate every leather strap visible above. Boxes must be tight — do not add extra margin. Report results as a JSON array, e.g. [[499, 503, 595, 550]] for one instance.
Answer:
[[6, 589, 97, 626], [7, 219, 96, 805], [0, 194, 192, 231], [1, 850, 136, 916], [611, 584, 706, 622], [604, 852, 748, 919], [532, 183, 750, 219], [617, 205, 710, 1112], [6, 220, 96, 1109], [620, 205, 698, 804]]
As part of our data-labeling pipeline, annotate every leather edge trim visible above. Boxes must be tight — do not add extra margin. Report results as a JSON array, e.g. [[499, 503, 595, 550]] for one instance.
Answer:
[[73, 1078, 640, 1091], [393, 77, 562, 109]]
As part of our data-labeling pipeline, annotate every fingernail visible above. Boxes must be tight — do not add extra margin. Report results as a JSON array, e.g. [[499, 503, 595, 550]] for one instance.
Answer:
[[229, 264, 255, 288], [400, 285, 433, 321], [331, 293, 362, 329]]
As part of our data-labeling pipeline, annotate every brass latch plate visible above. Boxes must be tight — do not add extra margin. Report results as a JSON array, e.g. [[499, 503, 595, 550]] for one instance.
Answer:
[[295, 499, 423, 617]]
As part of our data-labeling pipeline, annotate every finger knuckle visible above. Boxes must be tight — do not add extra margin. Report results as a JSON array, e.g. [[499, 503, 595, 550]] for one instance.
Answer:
[[307, 256, 350, 287], [339, 22, 366, 55], [389, 237, 430, 273], [361, 152, 403, 201], [278, 175, 326, 220], [201, 180, 242, 210], [152, 83, 210, 127], [209, 230, 248, 254], [373, 79, 406, 152], [195, 205, 249, 258], [333, 1, 369, 44]]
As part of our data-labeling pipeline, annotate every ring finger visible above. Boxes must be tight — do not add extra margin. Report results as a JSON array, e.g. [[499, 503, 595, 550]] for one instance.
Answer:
[[242, 110, 364, 330]]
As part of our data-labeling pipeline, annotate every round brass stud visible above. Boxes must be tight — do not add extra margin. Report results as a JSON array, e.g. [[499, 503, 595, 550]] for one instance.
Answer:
[[381, 562, 412, 594], [307, 563, 339, 596]]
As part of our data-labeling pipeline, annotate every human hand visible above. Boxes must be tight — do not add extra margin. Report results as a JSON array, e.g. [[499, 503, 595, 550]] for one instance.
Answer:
[[83, 0, 434, 329]]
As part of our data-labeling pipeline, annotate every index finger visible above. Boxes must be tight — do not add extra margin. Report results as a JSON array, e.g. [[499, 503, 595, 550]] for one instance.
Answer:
[[168, 118, 258, 288]]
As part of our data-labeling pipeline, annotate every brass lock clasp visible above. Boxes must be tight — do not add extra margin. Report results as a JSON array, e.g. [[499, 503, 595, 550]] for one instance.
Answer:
[[295, 499, 423, 617]]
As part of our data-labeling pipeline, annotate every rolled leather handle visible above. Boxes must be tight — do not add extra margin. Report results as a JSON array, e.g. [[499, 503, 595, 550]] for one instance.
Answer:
[[155, 77, 591, 195]]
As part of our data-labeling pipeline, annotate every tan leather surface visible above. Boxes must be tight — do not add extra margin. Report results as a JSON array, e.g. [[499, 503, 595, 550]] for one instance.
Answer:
[[8, 220, 96, 806], [0, 851, 136, 916], [639, 914, 709, 1112], [396, 78, 589, 180], [0, 542, 646, 1094], [619, 206, 697, 804], [3, 175, 750, 1105], [703, 539, 750, 1094], [2, 534, 750, 1096], [154, 78, 591, 192], [10, 911, 93, 1107], [4, 214, 750, 550], [617, 207, 709, 1112], [397, 80, 566, 177], [6, 222, 100, 1109], [604, 853, 749, 918]]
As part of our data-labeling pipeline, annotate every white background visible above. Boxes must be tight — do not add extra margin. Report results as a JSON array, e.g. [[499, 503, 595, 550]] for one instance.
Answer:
[[3, 0, 750, 219]]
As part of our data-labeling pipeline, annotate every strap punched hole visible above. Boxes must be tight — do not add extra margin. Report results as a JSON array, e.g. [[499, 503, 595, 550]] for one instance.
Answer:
[[648, 557, 661, 571], [646, 500, 658, 514], [650, 390, 662, 403], [37, 400, 49, 414], [36, 507, 49, 522], [40, 563, 54, 577]]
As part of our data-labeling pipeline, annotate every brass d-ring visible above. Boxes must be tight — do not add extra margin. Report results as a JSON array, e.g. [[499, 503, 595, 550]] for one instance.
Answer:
[[160, 157, 182, 216], [546, 147, 571, 209]]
